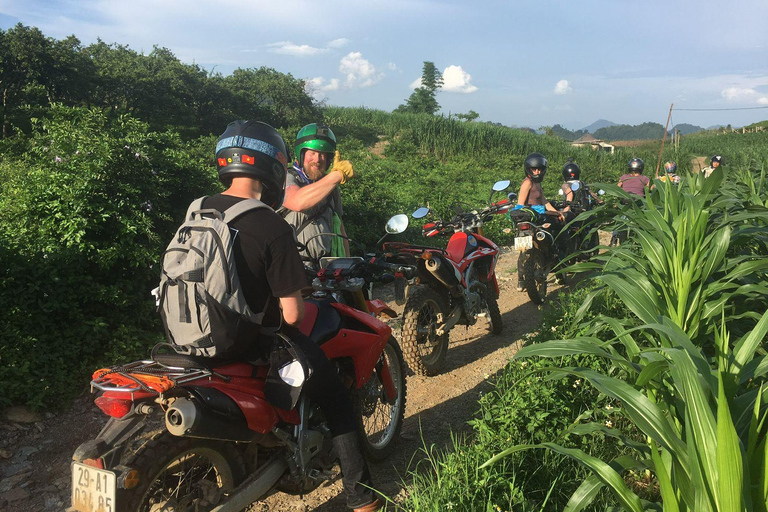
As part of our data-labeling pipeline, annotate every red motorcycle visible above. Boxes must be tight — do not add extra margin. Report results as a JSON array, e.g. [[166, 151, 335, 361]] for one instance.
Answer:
[[383, 180, 513, 375], [69, 221, 409, 512]]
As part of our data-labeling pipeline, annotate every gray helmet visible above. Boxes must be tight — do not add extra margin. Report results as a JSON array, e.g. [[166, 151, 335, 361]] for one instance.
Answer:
[[216, 120, 288, 209]]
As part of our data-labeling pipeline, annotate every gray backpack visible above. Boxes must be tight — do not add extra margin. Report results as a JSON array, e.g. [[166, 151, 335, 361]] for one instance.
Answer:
[[157, 197, 270, 358]]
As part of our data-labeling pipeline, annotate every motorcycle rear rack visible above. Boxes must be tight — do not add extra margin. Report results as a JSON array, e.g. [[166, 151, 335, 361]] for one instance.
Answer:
[[90, 360, 216, 394]]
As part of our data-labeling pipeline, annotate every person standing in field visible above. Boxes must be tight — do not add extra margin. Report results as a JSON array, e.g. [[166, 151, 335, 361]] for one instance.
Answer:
[[701, 155, 722, 178], [280, 123, 355, 265], [610, 158, 650, 246]]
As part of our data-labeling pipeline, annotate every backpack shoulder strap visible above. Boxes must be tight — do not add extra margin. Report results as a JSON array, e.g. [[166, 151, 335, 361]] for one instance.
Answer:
[[185, 197, 207, 221], [222, 198, 270, 224]]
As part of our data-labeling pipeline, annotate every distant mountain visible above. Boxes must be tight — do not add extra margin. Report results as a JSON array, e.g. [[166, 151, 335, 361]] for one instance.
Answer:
[[594, 122, 667, 141], [582, 119, 617, 133], [551, 124, 587, 141], [673, 123, 704, 135]]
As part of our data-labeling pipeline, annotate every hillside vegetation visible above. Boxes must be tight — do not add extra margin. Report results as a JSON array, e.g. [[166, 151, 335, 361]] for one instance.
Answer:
[[3, 21, 768, 512]]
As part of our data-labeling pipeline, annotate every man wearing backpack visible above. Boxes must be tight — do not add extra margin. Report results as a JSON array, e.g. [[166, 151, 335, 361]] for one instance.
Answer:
[[167, 120, 381, 512], [281, 123, 355, 264]]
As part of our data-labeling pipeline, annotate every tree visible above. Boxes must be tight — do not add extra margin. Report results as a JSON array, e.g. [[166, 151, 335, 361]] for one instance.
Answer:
[[223, 67, 320, 129], [395, 61, 443, 115], [456, 110, 479, 122]]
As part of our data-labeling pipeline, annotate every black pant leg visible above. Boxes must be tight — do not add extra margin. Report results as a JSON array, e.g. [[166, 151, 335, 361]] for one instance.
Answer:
[[282, 326, 358, 436]]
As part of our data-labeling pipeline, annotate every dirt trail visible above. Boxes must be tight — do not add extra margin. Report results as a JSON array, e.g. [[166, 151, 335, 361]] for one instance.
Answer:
[[0, 248, 567, 512], [254, 249, 551, 511]]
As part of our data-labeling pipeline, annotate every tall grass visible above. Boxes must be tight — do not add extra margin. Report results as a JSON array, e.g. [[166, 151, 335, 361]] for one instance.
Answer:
[[484, 165, 768, 510]]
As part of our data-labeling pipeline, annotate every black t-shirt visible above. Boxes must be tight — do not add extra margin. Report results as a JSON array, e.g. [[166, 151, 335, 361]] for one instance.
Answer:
[[202, 194, 308, 329]]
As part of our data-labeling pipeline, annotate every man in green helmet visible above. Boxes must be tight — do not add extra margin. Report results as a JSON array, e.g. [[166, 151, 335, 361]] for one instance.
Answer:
[[281, 123, 355, 264]]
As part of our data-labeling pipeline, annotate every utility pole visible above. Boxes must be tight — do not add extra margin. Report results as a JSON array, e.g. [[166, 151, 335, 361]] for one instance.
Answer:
[[656, 103, 673, 179]]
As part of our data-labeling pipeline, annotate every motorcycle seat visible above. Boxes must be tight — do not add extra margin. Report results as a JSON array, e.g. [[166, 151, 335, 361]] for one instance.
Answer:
[[150, 343, 267, 369]]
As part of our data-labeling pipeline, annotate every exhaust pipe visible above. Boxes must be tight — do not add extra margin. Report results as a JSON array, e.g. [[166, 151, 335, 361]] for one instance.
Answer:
[[425, 257, 460, 289], [166, 397, 253, 442]]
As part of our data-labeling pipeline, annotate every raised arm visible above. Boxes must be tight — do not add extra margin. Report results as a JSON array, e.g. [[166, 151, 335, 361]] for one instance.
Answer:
[[283, 172, 343, 212]]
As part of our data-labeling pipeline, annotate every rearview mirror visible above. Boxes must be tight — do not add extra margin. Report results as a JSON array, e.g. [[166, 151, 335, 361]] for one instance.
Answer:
[[385, 214, 409, 234], [412, 207, 430, 219], [493, 180, 511, 192]]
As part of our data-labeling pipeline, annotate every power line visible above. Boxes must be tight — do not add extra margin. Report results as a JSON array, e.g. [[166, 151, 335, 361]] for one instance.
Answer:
[[674, 105, 768, 111]]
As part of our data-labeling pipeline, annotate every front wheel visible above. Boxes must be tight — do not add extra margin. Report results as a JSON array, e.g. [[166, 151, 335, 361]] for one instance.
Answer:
[[400, 285, 449, 376], [523, 250, 549, 305], [355, 336, 407, 461], [120, 435, 246, 512]]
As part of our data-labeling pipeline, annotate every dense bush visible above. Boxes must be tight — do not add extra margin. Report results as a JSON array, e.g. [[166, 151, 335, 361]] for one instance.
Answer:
[[0, 105, 218, 407], [401, 285, 634, 511]]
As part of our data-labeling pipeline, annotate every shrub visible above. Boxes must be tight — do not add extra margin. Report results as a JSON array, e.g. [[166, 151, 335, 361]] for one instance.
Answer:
[[0, 105, 218, 407]]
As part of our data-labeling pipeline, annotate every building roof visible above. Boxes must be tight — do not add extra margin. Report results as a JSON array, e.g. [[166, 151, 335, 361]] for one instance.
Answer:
[[573, 133, 600, 143]]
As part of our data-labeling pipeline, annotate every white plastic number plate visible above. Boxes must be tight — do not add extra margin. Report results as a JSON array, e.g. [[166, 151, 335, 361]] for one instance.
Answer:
[[71, 462, 116, 512], [515, 235, 533, 252]]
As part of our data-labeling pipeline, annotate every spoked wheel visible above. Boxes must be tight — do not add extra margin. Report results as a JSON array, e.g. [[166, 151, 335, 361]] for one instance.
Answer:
[[400, 285, 449, 376], [523, 250, 549, 305], [355, 336, 407, 461], [122, 435, 246, 512]]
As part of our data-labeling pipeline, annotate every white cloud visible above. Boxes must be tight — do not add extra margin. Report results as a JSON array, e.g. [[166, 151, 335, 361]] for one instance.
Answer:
[[554, 79, 572, 95], [759, 97, 768, 105], [388, 62, 400, 72], [307, 77, 341, 96], [409, 76, 422, 89], [442, 65, 478, 93], [327, 38, 350, 49], [339, 52, 383, 88], [721, 86, 758, 101], [267, 41, 327, 56]]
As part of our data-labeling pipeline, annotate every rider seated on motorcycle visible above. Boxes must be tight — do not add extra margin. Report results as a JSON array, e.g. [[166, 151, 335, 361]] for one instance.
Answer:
[[207, 120, 382, 512], [656, 160, 681, 185], [561, 161, 601, 207], [610, 157, 650, 246], [514, 152, 566, 291]]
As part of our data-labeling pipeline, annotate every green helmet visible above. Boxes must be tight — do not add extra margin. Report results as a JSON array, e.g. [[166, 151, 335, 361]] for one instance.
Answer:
[[294, 123, 336, 168]]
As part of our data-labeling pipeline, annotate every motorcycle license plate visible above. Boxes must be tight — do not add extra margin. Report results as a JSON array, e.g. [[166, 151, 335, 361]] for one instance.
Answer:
[[515, 235, 533, 252], [71, 462, 116, 512]]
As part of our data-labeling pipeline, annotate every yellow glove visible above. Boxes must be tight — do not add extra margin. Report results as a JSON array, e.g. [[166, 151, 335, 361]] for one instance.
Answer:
[[330, 150, 355, 184]]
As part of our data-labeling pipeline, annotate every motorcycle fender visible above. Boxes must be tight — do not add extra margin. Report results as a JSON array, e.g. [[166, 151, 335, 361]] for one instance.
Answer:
[[366, 299, 397, 318], [74, 415, 150, 465]]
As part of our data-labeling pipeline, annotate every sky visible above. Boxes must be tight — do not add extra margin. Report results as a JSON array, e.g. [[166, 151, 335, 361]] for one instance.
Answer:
[[1, 0, 767, 131]]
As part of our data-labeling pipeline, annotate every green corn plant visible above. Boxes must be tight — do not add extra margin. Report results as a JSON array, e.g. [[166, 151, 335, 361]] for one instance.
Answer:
[[571, 169, 768, 343], [482, 310, 768, 511]]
